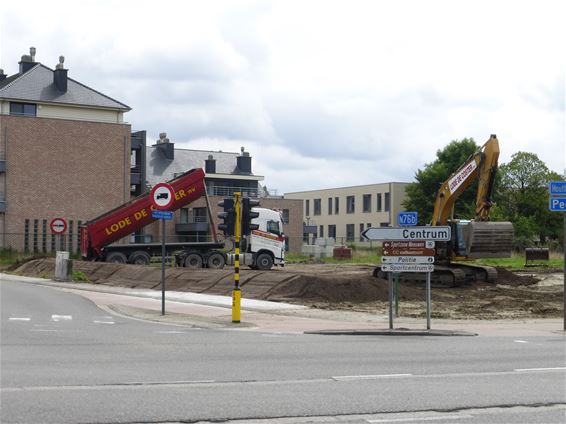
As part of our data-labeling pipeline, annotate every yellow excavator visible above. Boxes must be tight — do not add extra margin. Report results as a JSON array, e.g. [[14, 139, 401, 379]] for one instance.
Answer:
[[375, 134, 514, 285], [430, 134, 514, 284]]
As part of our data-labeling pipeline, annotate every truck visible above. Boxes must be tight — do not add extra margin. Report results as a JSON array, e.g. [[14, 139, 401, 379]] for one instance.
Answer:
[[375, 134, 514, 285], [80, 168, 285, 270]]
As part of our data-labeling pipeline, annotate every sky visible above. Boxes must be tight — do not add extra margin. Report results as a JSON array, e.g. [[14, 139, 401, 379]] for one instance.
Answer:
[[1, 0, 565, 194]]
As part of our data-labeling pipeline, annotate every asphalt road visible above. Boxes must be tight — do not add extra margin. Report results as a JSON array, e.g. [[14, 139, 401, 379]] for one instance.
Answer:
[[1, 278, 565, 423]]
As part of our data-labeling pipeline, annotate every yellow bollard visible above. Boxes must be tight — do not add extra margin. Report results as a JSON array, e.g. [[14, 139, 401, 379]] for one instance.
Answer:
[[232, 288, 241, 323]]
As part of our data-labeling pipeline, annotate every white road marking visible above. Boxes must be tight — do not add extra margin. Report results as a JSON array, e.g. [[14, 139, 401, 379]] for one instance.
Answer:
[[514, 367, 566, 372], [9, 317, 31, 321], [51, 315, 72, 322], [514, 340, 529, 343], [333, 374, 412, 381], [368, 414, 472, 423], [93, 320, 115, 325]]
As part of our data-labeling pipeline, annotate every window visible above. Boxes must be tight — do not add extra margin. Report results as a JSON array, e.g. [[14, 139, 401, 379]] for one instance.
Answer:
[[314, 198, 321, 216], [380, 222, 389, 227], [10, 102, 37, 117], [319, 225, 324, 238], [180, 208, 189, 224], [363, 194, 371, 213], [367, 223, 372, 229], [328, 225, 336, 239], [359, 223, 365, 241], [384, 192, 391, 212], [346, 196, 355, 214], [377, 193, 382, 212], [328, 198, 333, 215], [346, 224, 355, 242], [305, 199, 310, 217], [282, 209, 289, 224], [193, 207, 207, 222], [267, 220, 281, 236], [335, 197, 339, 214]]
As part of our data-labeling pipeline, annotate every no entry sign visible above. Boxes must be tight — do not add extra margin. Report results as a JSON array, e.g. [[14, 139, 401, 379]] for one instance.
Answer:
[[50, 217, 67, 235]]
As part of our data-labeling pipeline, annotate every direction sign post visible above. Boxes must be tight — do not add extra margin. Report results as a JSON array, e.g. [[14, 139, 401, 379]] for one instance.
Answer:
[[548, 181, 566, 331], [150, 182, 176, 316], [366, 227, 440, 330]]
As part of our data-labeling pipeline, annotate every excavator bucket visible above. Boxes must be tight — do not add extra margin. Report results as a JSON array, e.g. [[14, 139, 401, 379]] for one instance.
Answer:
[[463, 221, 514, 259]]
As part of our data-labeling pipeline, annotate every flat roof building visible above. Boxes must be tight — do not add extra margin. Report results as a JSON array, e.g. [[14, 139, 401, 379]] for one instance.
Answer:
[[285, 182, 410, 245]]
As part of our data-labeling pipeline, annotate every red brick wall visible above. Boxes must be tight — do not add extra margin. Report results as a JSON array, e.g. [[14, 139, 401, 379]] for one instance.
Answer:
[[0, 115, 131, 251]]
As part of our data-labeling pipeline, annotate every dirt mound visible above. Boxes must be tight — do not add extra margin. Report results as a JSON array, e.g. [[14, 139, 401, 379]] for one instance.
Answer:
[[7, 258, 563, 320], [495, 267, 539, 286], [265, 274, 425, 304]]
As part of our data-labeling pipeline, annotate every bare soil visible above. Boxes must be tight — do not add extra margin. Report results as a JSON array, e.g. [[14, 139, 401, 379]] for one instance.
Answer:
[[8, 259, 564, 320]]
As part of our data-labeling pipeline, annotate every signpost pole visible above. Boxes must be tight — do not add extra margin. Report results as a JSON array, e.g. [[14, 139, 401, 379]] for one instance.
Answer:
[[426, 271, 431, 330], [394, 273, 399, 317], [388, 272, 394, 329], [161, 217, 166, 315], [563, 212, 565, 331]]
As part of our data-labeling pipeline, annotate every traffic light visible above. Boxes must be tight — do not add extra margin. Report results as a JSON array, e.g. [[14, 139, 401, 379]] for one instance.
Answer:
[[218, 198, 235, 236], [241, 197, 260, 235]]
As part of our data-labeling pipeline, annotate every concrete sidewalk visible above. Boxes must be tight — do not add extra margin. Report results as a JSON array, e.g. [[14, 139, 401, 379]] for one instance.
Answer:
[[2, 273, 565, 337]]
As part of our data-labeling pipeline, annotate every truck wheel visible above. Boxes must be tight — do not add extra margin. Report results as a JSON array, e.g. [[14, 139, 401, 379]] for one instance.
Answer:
[[106, 252, 127, 264], [129, 251, 150, 266], [207, 252, 225, 269], [184, 253, 203, 269], [255, 253, 273, 270]]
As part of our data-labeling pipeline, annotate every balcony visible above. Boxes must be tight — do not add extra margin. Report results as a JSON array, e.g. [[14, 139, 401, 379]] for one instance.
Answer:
[[208, 185, 259, 197], [175, 216, 210, 234]]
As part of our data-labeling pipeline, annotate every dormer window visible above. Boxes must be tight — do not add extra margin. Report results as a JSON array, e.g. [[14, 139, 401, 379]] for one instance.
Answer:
[[10, 102, 37, 117]]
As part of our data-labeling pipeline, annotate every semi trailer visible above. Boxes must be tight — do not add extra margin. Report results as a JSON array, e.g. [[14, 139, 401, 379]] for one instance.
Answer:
[[80, 168, 285, 270]]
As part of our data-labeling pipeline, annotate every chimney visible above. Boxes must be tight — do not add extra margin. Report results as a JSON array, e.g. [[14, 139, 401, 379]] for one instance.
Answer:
[[153, 132, 175, 160], [205, 154, 216, 174], [53, 56, 68, 92], [18, 46, 37, 74], [236, 146, 252, 174], [0, 69, 6, 82]]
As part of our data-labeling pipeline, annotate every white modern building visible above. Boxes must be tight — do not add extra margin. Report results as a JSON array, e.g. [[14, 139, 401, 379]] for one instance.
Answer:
[[285, 182, 410, 245]]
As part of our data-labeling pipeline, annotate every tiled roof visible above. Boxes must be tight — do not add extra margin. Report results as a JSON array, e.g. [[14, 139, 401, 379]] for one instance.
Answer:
[[0, 64, 130, 110], [146, 146, 262, 186]]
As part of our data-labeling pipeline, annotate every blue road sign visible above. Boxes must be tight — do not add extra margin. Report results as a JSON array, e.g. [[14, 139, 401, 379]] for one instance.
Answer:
[[152, 210, 174, 220], [549, 197, 566, 212], [398, 211, 418, 226], [549, 181, 566, 196]]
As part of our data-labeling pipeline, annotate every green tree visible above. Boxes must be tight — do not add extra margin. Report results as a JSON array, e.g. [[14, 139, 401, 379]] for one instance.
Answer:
[[496, 152, 564, 245], [403, 138, 479, 224]]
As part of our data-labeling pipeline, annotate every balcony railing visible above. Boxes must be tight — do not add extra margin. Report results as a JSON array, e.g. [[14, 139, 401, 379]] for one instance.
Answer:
[[208, 185, 258, 197]]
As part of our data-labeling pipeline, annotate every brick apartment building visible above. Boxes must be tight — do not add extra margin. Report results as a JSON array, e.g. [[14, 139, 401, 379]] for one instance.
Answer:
[[0, 48, 131, 252], [0, 47, 302, 255]]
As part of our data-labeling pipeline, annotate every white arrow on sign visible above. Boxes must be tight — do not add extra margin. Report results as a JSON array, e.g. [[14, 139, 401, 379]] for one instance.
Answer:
[[361, 226, 451, 241], [381, 264, 435, 273], [382, 256, 435, 264]]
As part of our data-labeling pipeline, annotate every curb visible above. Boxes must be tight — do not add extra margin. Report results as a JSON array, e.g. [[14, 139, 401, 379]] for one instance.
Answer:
[[305, 328, 478, 336]]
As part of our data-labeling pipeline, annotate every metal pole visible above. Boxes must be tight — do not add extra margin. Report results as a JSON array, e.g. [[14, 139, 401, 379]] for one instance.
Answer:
[[426, 271, 431, 330], [161, 218, 166, 316], [394, 272, 400, 317], [563, 212, 565, 331], [232, 192, 241, 323], [388, 272, 393, 329]]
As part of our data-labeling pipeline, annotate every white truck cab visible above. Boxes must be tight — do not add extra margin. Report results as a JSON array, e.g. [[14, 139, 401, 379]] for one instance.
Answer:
[[226, 207, 285, 270]]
